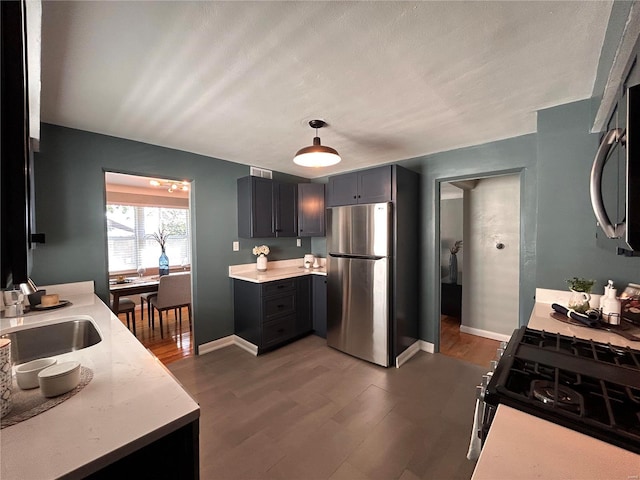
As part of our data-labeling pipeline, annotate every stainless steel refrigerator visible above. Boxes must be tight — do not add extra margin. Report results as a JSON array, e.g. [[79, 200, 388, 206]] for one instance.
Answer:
[[326, 203, 392, 367]]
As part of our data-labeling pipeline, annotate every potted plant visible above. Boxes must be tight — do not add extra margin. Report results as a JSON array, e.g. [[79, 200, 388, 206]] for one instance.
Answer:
[[565, 277, 595, 313]]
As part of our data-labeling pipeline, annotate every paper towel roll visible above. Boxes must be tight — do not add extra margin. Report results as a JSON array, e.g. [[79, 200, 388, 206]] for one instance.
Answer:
[[0, 338, 12, 418]]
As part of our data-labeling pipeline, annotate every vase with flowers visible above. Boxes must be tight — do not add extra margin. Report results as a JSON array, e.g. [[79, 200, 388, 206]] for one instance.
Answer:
[[449, 240, 462, 285], [253, 245, 270, 272], [150, 227, 171, 276]]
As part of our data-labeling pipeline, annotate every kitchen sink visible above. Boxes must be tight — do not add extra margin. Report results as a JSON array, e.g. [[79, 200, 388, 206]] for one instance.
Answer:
[[1, 316, 102, 364]]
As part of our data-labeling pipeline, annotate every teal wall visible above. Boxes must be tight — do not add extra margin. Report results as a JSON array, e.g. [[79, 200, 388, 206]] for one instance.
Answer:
[[31, 124, 311, 351], [394, 98, 639, 346], [399, 134, 538, 345], [536, 100, 640, 291], [31, 102, 640, 351]]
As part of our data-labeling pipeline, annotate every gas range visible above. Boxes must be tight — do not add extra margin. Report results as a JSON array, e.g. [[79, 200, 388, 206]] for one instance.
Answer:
[[483, 326, 640, 454]]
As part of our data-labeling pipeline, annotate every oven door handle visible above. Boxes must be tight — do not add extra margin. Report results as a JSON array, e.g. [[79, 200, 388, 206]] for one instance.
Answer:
[[590, 128, 626, 239]]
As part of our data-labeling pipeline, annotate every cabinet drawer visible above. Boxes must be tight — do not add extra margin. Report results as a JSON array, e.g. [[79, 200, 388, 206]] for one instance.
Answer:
[[262, 279, 296, 296], [264, 293, 296, 320], [263, 315, 295, 347]]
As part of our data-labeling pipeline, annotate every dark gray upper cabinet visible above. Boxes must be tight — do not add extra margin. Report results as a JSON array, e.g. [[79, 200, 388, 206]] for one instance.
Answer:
[[327, 172, 358, 206], [274, 182, 298, 237], [327, 165, 392, 206], [237, 176, 298, 238], [297, 183, 325, 237]]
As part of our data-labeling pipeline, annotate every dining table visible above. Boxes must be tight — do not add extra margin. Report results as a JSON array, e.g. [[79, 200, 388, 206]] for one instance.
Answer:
[[109, 275, 160, 314]]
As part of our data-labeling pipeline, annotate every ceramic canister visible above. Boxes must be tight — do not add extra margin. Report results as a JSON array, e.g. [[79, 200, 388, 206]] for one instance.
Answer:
[[0, 338, 12, 418]]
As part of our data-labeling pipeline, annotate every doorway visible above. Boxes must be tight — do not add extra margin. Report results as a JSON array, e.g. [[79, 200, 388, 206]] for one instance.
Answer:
[[439, 174, 520, 367], [104, 172, 194, 364]]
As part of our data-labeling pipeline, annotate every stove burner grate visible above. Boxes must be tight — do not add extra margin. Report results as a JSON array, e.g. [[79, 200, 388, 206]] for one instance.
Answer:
[[530, 380, 584, 413]]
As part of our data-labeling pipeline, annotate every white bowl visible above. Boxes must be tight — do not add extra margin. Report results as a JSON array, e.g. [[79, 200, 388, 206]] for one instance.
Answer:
[[38, 361, 81, 397], [15, 358, 57, 390]]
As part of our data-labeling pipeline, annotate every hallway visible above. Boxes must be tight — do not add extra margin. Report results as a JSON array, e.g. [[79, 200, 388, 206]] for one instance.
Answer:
[[440, 315, 500, 368]]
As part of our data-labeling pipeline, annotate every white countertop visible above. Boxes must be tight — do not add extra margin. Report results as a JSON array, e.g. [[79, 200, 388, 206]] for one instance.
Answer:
[[0, 282, 200, 479], [229, 258, 326, 283], [527, 288, 640, 347], [473, 405, 639, 480], [471, 288, 640, 480]]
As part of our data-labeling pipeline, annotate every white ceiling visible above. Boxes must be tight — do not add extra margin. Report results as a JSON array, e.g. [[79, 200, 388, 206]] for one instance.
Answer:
[[41, 1, 613, 179]]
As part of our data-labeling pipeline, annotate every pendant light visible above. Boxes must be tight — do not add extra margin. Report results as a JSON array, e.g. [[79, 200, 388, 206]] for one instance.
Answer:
[[293, 119, 341, 167]]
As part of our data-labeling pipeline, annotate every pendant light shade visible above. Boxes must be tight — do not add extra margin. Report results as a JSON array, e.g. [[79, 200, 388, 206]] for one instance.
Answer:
[[293, 120, 341, 167]]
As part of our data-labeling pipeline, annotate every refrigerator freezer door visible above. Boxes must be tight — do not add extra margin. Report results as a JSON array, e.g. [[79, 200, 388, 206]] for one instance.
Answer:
[[327, 203, 391, 257], [327, 256, 389, 366]]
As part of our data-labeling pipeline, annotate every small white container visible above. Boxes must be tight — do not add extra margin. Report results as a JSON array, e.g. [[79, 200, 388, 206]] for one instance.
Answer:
[[38, 361, 81, 397], [601, 280, 622, 325], [15, 357, 57, 390]]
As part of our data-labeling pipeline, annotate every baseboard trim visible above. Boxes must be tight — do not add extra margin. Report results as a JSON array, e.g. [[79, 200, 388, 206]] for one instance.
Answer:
[[419, 340, 435, 354], [197, 335, 235, 355], [460, 325, 512, 342], [233, 335, 258, 356], [395, 340, 421, 368], [199, 335, 434, 359], [197, 334, 259, 356]]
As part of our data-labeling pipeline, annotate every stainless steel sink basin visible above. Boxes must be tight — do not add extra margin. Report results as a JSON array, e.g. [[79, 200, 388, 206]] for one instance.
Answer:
[[1, 316, 102, 364]]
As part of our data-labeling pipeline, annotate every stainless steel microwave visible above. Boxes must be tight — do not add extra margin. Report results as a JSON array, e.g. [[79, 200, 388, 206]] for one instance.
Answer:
[[591, 83, 640, 256]]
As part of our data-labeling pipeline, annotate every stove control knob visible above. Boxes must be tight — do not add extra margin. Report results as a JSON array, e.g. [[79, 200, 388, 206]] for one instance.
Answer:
[[496, 348, 505, 359], [490, 360, 498, 371], [499, 341, 508, 349]]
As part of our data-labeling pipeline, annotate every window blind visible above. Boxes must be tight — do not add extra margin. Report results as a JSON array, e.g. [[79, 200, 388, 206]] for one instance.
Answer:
[[106, 204, 191, 273]]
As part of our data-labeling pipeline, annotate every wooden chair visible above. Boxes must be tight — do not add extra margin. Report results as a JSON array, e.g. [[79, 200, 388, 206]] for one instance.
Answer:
[[149, 273, 191, 338], [114, 297, 137, 336], [140, 292, 157, 328]]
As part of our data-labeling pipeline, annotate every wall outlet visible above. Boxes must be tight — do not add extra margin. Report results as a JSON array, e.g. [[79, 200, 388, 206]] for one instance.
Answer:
[[232, 241, 239, 251], [296, 238, 301, 247]]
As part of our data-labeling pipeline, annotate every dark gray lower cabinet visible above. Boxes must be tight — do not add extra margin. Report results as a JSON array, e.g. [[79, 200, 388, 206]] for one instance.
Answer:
[[84, 419, 199, 479], [312, 276, 327, 338], [234, 277, 312, 353]]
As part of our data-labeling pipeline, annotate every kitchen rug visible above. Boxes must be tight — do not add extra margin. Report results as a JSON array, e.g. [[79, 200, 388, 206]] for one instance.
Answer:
[[1, 366, 93, 429]]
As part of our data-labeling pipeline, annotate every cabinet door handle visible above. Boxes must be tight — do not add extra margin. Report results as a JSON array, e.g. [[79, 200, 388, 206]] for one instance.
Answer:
[[277, 304, 285, 308], [277, 328, 285, 333], [358, 195, 361, 198], [353, 195, 357, 199], [277, 285, 285, 289]]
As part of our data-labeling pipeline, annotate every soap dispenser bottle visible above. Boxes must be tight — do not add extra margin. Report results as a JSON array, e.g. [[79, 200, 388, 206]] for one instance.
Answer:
[[601, 280, 621, 325]]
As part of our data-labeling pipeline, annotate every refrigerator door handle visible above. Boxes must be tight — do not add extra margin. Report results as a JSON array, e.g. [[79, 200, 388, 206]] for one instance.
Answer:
[[328, 253, 385, 260]]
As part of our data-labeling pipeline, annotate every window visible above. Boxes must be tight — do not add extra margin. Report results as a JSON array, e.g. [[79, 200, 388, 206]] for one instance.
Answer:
[[107, 204, 191, 273]]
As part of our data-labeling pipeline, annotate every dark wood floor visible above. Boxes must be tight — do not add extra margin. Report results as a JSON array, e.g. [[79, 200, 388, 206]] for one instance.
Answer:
[[440, 315, 500, 368], [117, 305, 193, 365], [169, 334, 485, 480], [119, 309, 500, 370]]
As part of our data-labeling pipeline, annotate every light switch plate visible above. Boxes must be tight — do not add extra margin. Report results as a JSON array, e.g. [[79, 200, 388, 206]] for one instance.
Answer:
[[232, 241, 239, 251], [296, 238, 301, 247]]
